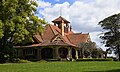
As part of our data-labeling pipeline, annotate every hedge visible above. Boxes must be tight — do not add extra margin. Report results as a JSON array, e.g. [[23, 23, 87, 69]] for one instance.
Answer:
[[46, 59, 60, 61], [18, 59, 31, 63], [76, 58, 113, 61]]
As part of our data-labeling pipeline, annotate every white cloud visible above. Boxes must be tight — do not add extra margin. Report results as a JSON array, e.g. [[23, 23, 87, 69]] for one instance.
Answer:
[[36, 0, 120, 50], [40, 2, 70, 22], [37, 0, 51, 8]]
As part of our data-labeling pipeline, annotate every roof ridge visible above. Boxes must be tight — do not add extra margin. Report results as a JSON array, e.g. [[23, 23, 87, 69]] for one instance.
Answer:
[[74, 33, 82, 35], [40, 34, 44, 42], [49, 24, 56, 35], [66, 35, 74, 45]]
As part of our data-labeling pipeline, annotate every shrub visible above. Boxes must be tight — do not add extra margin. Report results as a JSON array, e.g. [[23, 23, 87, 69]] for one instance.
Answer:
[[46, 59, 60, 61], [18, 59, 31, 63], [76, 58, 113, 61], [113, 58, 119, 61], [12, 58, 20, 63]]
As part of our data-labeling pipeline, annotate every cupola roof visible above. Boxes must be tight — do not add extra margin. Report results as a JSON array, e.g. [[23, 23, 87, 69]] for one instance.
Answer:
[[52, 16, 70, 24]]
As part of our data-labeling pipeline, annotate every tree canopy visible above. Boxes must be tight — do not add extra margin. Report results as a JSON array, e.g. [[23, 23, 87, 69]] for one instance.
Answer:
[[0, 0, 46, 63], [99, 13, 120, 60], [78, 42, 104, 58]]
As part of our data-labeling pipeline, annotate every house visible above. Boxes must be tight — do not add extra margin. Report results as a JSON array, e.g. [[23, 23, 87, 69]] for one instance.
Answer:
[[15, 16, 91, 60]]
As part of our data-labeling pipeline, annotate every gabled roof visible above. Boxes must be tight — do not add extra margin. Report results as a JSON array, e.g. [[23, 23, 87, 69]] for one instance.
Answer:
[[41, 24, 56, 41], [51, 34, 66, 42], [15, 24, 90, 48], [52, 16, 70, 23]]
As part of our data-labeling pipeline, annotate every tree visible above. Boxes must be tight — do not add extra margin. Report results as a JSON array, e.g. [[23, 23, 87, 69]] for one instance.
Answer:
[[78, 42, 104, 58], [91, 48, 104, 58], [99, 13, 120, 60], [0, 0, 46, 63]]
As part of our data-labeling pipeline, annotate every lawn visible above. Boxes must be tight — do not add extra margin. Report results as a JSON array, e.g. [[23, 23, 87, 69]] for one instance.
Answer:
[[0, 61, 120, 72]]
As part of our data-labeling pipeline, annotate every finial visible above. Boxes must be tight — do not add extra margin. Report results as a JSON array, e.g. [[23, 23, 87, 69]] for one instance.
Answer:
[[60, 6, 62, 16]]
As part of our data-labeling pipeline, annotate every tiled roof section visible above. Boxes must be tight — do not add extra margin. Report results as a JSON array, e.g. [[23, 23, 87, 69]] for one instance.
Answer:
[[48, 26, 77, 47], [33, 35, 43, 43], [50, 24, 61, 35], [67, 33, 89, 46], [15, 24, 90, 48], [68, 31, 74, 34], [50, 24, 74, 35], [62, 36, 77, 47], [42, 24, 55, 41], [32, 24, 89, 47], [52, 16, 70, 23]]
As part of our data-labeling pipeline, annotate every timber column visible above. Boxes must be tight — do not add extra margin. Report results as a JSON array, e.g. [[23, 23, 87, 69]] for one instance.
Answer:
[[18, 49, 23, 58], [37, 48, 40, 60], [56, 48, 60, 59], [53, 47, 60, 59], [37, 48, 41, 59], [75, 50, 78, 59], [67, 47, 72, 60]]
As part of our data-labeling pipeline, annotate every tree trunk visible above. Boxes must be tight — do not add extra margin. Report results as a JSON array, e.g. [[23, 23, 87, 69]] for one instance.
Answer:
[[118, 45, 120, 61], [105, 52, 107, 58]]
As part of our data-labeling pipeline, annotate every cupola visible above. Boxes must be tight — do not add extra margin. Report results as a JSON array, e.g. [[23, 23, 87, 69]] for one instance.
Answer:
[[52, 16, 70, 36]]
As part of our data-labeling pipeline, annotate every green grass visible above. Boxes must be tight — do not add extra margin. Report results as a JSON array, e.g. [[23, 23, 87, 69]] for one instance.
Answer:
[[0, 61, 120, 72]]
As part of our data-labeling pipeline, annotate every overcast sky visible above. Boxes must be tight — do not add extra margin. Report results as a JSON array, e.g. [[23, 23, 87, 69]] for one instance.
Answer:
[[35, 0, 120, 51]]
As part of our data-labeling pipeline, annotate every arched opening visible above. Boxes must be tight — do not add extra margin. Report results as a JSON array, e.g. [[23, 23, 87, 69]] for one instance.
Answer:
[[41, 48, 53, 59], [72, 48, 76, 59], [59, 48, 68, 58]]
